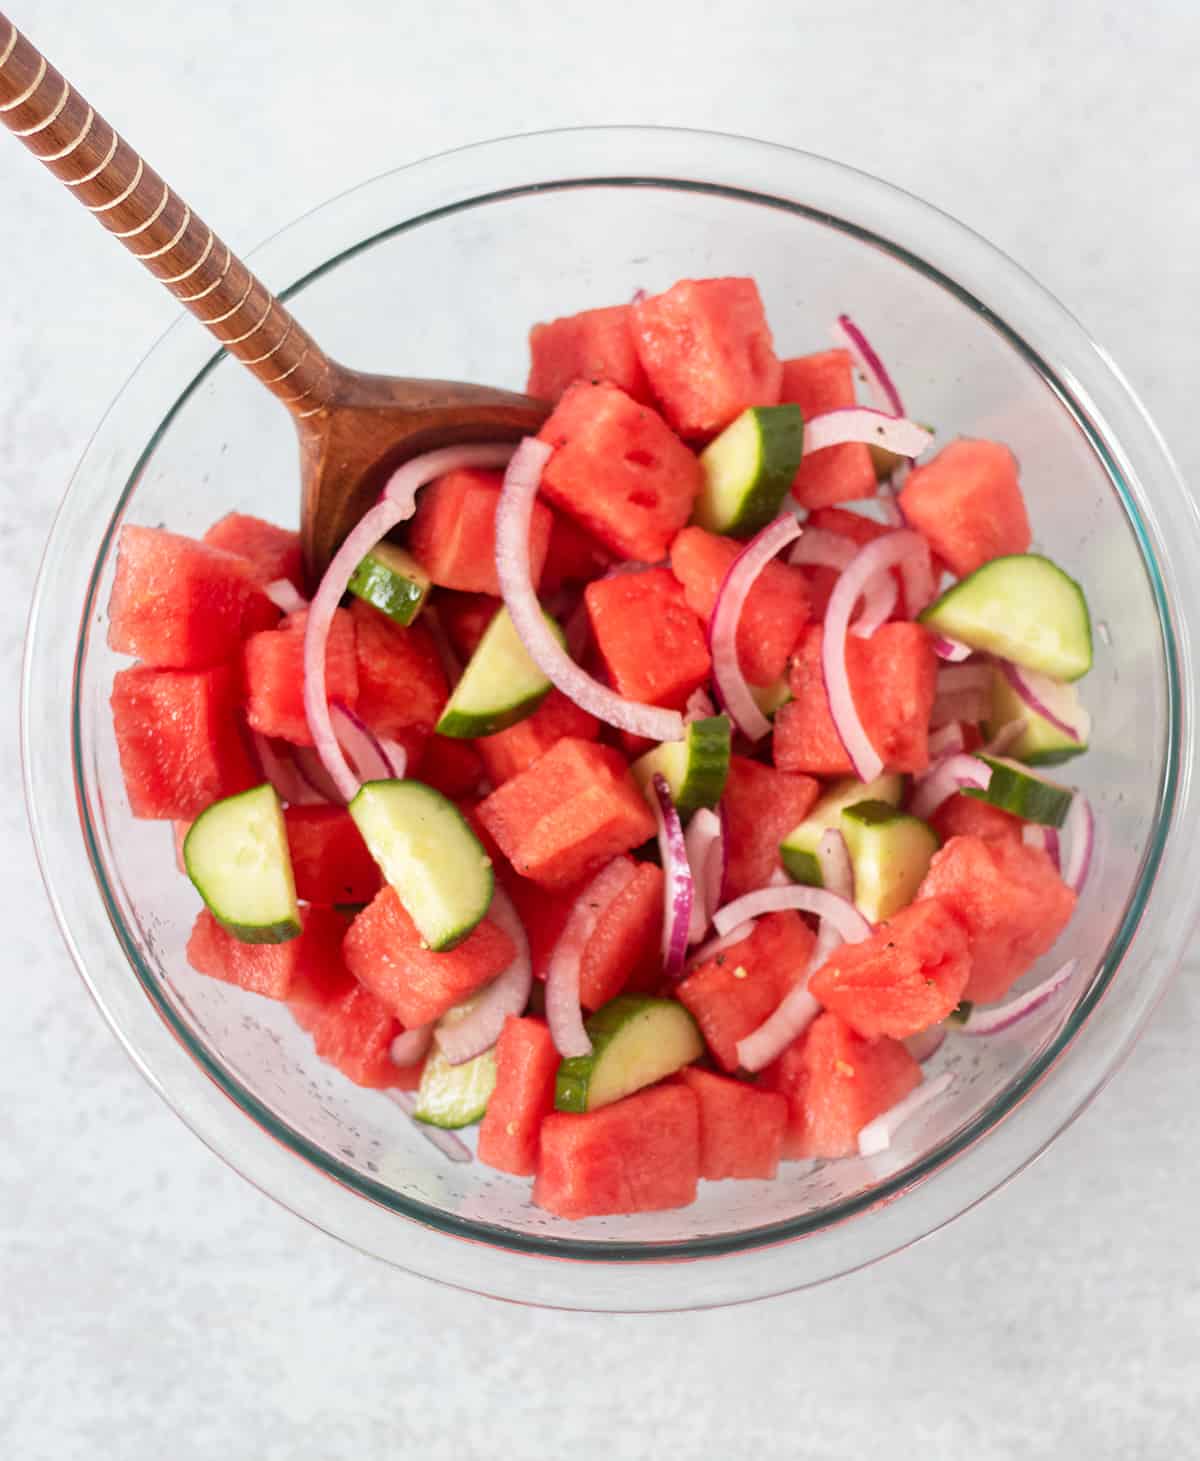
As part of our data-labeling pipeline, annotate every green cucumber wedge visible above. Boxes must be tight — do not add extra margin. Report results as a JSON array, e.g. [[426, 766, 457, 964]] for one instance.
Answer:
[[346, 542, 431, 625], [184, 783, 300, 944], [695, 404, 805, 537], [435, 605, 559, 738], [631, 715, 731, 818], [985, 663, 1090, 766], [964, 755, 1074, 827], [780, 773, 904, 885], [554, 996, 704, 1113], [750, 677, 792, 719], [414, 1016, 497, 1129], [919, 554, 1093, 681], [349, 779, 493, 950], [840, 800, 939, 924]]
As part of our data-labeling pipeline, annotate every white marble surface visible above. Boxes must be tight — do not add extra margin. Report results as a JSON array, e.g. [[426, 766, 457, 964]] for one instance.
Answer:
[[3, 0, 1199, 1454]]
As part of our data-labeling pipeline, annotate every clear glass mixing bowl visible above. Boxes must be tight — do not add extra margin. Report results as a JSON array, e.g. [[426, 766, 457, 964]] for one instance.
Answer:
[[22, 128, 1200, 1310]]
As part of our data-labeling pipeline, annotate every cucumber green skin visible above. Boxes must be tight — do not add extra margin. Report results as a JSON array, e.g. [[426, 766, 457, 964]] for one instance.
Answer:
[[632, 717, 731, 818], [554, 996, 704, 1113], [436, 683, 552, 739], [985, 667, 1088, 767], [346, 550, 429, 626], [435, 608, 561, 739], [840, 799, 939, 924], [781, 846, 823, 886], [184, 783, 301, 945], [696, 405, 805, 538], [964, 756, 1074, 828], [414, 1046, 498, 1129], [780, 772, 905, 885]]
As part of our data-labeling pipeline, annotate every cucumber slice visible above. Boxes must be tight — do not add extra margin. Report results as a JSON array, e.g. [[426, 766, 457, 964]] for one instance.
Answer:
[[840, 799, 939, 923], [985, 664, 1090, 766], [695, 404, 805, 537], [780, 773, 904, 885], [554, 996, 704, 1113], [349, 780, 493, 950], [964, 755, 1074, 827], [435, 605, 559, 738], [750, 677, 792, 718], [631, 716, 731, 818], [183, 783, 300, 944], [414, 1007, 497, 1129], [919, 554, 1092, 681], [346, 542, 431, 626]]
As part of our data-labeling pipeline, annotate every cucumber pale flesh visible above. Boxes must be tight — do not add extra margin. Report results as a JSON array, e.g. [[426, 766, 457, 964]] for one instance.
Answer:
[[554, 996, 703, 1113], [184, 783, 301, 944]]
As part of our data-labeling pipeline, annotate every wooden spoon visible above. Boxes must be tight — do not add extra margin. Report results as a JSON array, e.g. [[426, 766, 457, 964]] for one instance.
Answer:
[[0, 13, 549, 583]]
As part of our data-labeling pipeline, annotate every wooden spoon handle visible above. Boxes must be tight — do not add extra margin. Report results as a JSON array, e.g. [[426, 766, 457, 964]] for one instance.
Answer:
[[0, 12, 334, 418]]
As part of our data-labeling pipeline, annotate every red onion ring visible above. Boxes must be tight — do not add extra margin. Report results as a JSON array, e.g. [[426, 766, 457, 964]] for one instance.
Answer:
[[291, 746, 343, 804], [998, 661, 1090, 744], [930, 688, 991, 729], [816, 827, 854, 901], [433, 887, 533, 1066], [877, 489, 905, 528], [264, 578, 307, 614], [251, 730, 325, 805], [684, 807, 722, 946], [926, 722, 967, 759], [1022, 822, 1062, 872], [389, 1024, 433, 1068], [857, 1071, 954, 1156], [803, 408, 932, 459], [932, 635, 973, 663], [329, 703, 407, 783], [691, 919, 756, 965], [1060, 794, 1094, 893], [832, 314, 904, 417], [384, 1091, 472, 1162], [982, 718, 1026, 756], [851, 569, 899, 640], [788, 529, 856, 572], [937, 662, 992, 697], [714, 884, 872, 944], [910, 752, 992, 821], [651, 773, 694, 980], [685, 687, 717, 722], [545, 857, 637, 1057], [960, 958, 1079, 1037], [735, 983, 821, 1073]]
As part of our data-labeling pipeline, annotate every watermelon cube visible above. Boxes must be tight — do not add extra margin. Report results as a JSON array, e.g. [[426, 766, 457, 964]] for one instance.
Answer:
[[287, 920, 356, 1032], [773, 623, 937, 777], [312, 982, 404, 1089], [409, 468, 552, 594], [536, 381, 702, 563], [342, 887, 516, 1027], [677, 911, 815, 1071], [631, 278, 782, 438], [899, 439, 1031, 578], [539, 511, 613, 593], [761, 1012, 922, 1159], [112, 664, 257, 820], [477, 1015, 561, 1176], [916, 835, 1077, 1003], [808, 897, 972, 1040], [585, 567, 712, 711], [533, 1083, 700, 1219], [477, 688, 600, 787], [349, 600, 446, 743], [413, 734, 485, 799], [283, 805, 382, 906], [186, 905, 347, 1002], [669, 525, 813, 686], [476, 737, 656, 891], [437, 592, 501, 661], [107, 525, 261, 669], [243, 608, 358, 747], [527, 303, 653, 405], [203, 512, 303, 591], [930, 792, 1023, 847], [780, 351, 877, 509], [721, 755, 820, 901], [677, 1066, 788, 1180]]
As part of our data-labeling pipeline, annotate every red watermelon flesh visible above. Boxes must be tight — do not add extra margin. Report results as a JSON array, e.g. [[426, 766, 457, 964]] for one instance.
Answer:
[[780, 351, 877, 509], [243, 608, 358, 747], [527, 303, 654, 405], [761, 1011, 922, 1159], [284, 805, 382, 906], [477, 1016, 560, 1176], [409, 468, 552, 594], [721, 756, 820, 902], [539, 511, 613, 593], [312, 982, 404, 1089], [585, 567, 711, 711], [631, 278, 782, 439], [931, 792, 1023, 847], [349, 600, 446, 743], [533, 1084, 700, 1219], [186, 905, 347, 1002], [677, 1066, 788, 1180], [536, 381, 703, 563], [477, 688, 600, 787], [112, 664, 257, 820], [917, 835, 1076, 1003], [203, 512, 303, 591], [899, 439, 1031, 578], [808, 897, 971, 1040], [413, 734, 485, 799], [437, 592, 500, 661]]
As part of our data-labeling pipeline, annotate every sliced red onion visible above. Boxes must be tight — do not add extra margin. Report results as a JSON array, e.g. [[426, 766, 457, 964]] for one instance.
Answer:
[[685, 687, 717, 723], [932, 635, 973, 663], [651, 774, 694, 979], [708, 515, 803, 742], [998, 661, 1091, 745], [329, 703, 406, 783], [684, 808, 722, 946], [937, 662, 992, 697], [495, 438, 684, 743], [304, 444, 514, 803], [851, 569, 899, 640], [714, 885, 871, 944], [804, 408, 933, 459], [434, 887, 533, 1066], [822, 531, 933, 781], [982, 718, 1026, 757], [251, 730, 325, 805], [926, 722, 967, 759], [264, 578, 307, 614], [788, 528, 856, 572], [545, 857, 637, 1058], [1023, 822, 1062, 872], [806, 913, 845, 976], [877, 489, 905, 528], [832, 314, 904, 417], [904, 1026, 947, 1064], [960, 958, 1079, 1037], [1061, 793, 1094, 894], [389, 1024, 433, 1068], [292, 745, 343, 804], [691, 919, 756, 965], [910, 752, 992, 821], [857, 1071, 954, 1156], [384, 1091, 472, 1162], [930, 688, 991, 729], [736, 983, 821, 1073], [817, 827, 854, 901]]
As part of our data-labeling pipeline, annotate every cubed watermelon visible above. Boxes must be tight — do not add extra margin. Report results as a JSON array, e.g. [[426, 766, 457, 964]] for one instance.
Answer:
[[677, 911, 816, 1071], [533, 1083, 700, 1219], [112, 664, 258, 820], [930, 792, 1023, 847], [349, 600, 446, 742], [476, 737, 656, 891], [527, 303, 653, 405], [536, 381, 703, 563], [203, 512, 304, 591], [437, 592, 500, 661], [409, 468, 552, 594], [413, 734, 485, 799], [761, 1011, 922, 1159], [669, 525, 813, 686], [342, 886, 516, 1027], [539, 511, 613, 593], [773, 623, 937, 776], [243, 608, 358, 747], [899, 439, 1031, 578], [477, 1015, 561, 1176], [585, 567, 712, 711], [107, 525, 262, 669], [283, 805, 382, 906], [780, 351, 877, 509], [808, 897, 971, 1040], [477, 688, 601, 786], [721, 756, 820, 901], [677, 1066, 788, 1180], [312, 982, 404, 1089], [916, 835, 1076, 1003], [631, 278, 782, 438], [287, 920, 356, 1032], [186, 904, 347, 1001]]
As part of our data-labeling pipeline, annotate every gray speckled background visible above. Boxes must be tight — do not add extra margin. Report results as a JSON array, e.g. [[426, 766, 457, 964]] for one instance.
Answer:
[[3, 0, 1198, 1454]]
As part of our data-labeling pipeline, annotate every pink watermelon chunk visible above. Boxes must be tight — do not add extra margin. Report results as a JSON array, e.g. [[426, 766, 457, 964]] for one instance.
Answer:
[[283, 805, 382, 906], [242, 607, 359, 747], [350, 601, 446, 745], [186, 905, 347, 1002], [677, 1066, 788, 1180], [203, 512, 304, 591], [899, 439, 1031, 578], [781, 350, 877, 509], [478, 1016, 561, 1176], [312, 983, 405, 1089], [527, 303, 654, 405], [477, 688, 600, 787], [409, 468, 552, 594], [721, 756, 820, 901], [585, 567, 712, 712]]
